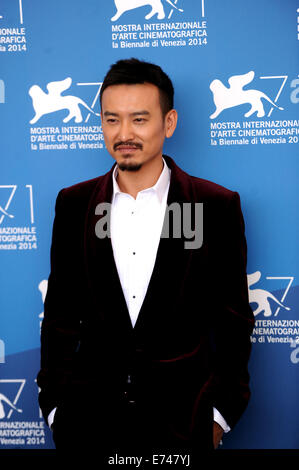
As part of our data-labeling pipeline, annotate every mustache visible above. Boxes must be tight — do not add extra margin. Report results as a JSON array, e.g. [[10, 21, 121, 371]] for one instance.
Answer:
[[113, 141, 143, 151]]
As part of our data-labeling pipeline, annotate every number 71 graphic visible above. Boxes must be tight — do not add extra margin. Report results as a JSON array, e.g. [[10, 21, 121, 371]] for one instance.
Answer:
[[77, 82, 103, 123], [0, 185, 34, 225], [259, 75, 288, 117]]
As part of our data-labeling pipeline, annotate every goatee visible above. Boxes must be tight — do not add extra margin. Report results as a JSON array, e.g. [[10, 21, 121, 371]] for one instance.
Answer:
[[118, 162, 142, 172]]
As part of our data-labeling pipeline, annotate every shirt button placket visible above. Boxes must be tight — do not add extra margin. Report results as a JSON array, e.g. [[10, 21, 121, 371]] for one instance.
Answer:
[[130, 201, 137, 306]]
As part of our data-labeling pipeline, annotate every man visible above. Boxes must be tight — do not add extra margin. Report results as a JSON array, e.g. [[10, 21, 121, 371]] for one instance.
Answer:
[[37, 59, 254, 463]]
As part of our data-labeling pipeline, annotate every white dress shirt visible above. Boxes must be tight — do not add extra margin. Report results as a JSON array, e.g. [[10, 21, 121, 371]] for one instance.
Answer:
[[48, 159, 230, 434], [110, 159, 170, 328]]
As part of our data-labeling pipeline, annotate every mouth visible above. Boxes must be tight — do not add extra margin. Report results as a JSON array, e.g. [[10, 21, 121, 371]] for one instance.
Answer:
[[114, 142, 143, 154], [117, 147, 139, 154]]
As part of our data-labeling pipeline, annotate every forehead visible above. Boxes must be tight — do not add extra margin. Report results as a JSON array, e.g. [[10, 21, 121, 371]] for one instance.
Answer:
[[101, 83, 161, 113]]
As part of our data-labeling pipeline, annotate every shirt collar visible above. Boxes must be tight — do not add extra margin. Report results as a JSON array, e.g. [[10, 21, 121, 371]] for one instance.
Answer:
[[112, 158, 170, 204]]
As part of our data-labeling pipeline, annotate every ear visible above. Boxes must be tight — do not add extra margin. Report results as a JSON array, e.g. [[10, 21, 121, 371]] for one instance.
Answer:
[[165, 109, 178, 138]]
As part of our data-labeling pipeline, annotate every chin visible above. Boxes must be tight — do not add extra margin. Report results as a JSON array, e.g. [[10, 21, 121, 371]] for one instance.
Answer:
[[118, 162, 143, 172]]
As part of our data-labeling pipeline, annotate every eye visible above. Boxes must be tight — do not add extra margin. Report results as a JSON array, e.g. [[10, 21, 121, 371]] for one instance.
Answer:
[[134, 117, 146, 123], [106, 118, 118, 124]]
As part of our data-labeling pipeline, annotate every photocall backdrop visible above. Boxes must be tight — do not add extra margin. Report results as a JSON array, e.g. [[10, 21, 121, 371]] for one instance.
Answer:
[[0, 0, 298, 451]]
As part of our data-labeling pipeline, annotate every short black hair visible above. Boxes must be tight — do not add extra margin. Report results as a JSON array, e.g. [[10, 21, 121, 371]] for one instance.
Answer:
[[100, 58, 174, 116]]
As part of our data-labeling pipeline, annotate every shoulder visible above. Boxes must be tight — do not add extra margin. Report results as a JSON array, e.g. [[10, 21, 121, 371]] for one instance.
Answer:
[[50, 167, 113, 225], [188, 176, 242, 215], [56, 167, 113, 207], [165, 155, 238, 203], [59, 174, 105, 200], [180, 173, 245, 232], [188, 173, 237, 202]]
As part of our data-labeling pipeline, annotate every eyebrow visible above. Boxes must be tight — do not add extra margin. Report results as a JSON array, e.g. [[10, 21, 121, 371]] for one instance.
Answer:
[[103, 110, 150, 117]]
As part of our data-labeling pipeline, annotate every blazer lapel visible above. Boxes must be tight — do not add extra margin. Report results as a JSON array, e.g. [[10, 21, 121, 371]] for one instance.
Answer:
[[84, 165, 133, 330], [133, 156, 196, 332]]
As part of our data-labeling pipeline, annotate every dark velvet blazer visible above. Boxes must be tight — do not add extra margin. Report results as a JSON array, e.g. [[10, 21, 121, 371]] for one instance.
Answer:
[[37, 155, 254, 445]]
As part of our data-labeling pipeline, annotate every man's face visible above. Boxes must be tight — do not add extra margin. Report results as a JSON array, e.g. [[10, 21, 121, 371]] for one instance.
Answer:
[[101, 83, 177, 172]]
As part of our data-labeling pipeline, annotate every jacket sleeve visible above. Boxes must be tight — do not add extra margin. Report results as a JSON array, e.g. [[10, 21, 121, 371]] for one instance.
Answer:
[[210, 191, 255, 429], [37, 189, 82, 423]]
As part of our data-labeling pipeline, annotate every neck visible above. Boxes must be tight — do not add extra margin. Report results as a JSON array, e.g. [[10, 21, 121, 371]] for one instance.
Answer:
[[116, 156, 164, 199]]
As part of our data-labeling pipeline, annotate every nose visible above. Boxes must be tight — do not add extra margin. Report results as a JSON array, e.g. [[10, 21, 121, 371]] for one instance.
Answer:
[[118, 119, 134, 142]]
